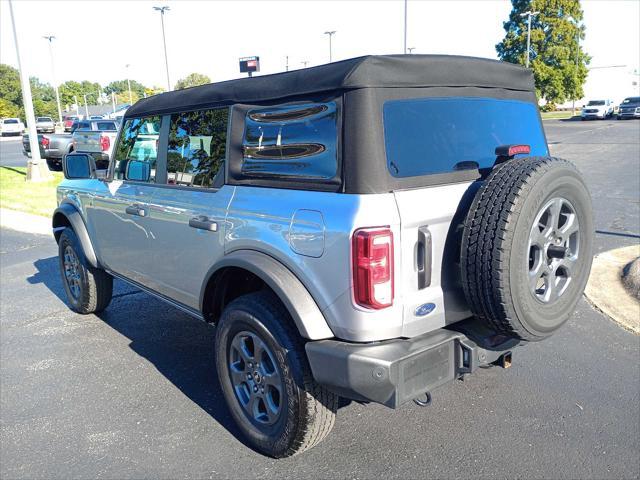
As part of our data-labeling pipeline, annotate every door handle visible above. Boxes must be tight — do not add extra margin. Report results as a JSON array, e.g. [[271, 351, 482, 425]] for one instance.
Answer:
[[125, 204, 147, 217], [417, 226, 432, 289], [189, 215, 218, 232]]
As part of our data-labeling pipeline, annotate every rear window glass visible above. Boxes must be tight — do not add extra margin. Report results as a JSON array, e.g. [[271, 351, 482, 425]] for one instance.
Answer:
[[37, 117, 52, 122], [4, 119, 19, 124], [242, 102, 338, 179], [97, 122, 117, 131], [383, 97, 547, 178]]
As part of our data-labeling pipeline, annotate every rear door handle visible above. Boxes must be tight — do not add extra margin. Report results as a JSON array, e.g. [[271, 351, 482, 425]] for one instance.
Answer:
[[417, 226, 432, 289], [125, 204, 147, 217], [189, 215, 218, 232]]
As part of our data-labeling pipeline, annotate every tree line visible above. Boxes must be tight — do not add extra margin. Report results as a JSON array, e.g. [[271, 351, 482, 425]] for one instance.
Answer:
[[0, 64, 211, 120]]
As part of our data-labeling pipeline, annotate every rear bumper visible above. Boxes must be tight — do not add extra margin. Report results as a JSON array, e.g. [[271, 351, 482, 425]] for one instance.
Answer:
[[306, 320, 519, 408]]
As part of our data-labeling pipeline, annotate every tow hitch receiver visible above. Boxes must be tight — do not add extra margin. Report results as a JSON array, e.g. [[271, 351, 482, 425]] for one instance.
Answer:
[[496, 351, 513, 369]]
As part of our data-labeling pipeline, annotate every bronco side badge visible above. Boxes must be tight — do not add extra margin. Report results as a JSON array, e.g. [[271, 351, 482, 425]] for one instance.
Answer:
[[415, 303, 436, 317]]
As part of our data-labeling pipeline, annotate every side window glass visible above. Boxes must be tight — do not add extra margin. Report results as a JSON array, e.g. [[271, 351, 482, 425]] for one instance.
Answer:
[[112, 116, 161, 182], [167, 108, 228, 188], [241, 102, 338, 179]]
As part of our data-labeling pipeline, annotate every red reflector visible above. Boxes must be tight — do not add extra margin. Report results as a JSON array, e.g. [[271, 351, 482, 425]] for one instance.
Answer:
[[100, 135, 110, 152], [40, 136, 50, 148], [507, 144, 530, 156], [352, 228, 394, 309]]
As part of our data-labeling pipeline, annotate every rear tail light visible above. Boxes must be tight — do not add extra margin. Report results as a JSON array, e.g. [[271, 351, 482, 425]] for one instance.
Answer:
[[100, 135, 110, 152], [40, 136, 50, 148], [352, 227, 394, 309]]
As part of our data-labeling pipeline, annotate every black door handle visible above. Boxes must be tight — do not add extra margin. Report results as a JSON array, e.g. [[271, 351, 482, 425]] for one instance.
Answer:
[[417, 226, 432, 289], [125, 205, 147, 217], [189, 215, 218, 232]]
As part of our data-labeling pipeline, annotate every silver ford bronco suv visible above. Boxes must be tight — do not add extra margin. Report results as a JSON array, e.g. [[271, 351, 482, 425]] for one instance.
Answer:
[[54, 55, 593, 457]]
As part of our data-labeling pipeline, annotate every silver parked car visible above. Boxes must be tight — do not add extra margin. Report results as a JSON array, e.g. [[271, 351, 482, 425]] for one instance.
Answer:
[[36, 116, 55, 133], [53, 55, 594, 458]]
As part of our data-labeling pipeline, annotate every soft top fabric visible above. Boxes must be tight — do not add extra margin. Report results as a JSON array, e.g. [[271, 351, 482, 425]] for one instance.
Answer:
[[125, 55, 534, 118]]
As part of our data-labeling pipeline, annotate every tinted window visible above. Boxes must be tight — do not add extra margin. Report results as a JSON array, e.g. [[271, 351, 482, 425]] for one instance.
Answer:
[[622, 97, 640, 104], [383, 97, 548, 178], [96, 121, 117, 131], [242, 102, 337, 179], [587, 100, 605, 106], [76, 121, 91, 130], [37, 117, 52, 122], [113, 116, 161, 182], [167, 108, 228, 188], [4, 119, 18, 124]]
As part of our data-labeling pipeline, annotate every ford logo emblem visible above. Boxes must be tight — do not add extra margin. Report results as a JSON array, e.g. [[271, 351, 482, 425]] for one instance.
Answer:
[[415, 303, 436, 317]]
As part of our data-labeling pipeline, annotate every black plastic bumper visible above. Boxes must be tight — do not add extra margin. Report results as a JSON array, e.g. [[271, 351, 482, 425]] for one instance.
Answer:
[[305, 321, 519, 408]]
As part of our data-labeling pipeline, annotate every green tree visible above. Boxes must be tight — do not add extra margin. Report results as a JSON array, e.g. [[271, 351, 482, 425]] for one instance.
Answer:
[[0, 64, 23, 109], [174, 73, 211, 90], [0, 98, 21, 118], [496, 0, 590, 106], [104, 79, 147, 99]]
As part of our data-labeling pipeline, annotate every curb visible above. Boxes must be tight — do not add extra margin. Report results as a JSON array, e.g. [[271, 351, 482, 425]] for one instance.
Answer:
[[0, 208, 52, 237], [585, 245, 640, 335]]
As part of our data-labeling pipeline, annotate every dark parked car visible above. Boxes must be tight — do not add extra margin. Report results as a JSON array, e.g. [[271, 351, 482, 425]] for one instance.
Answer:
[[617, 96, 640, 119]]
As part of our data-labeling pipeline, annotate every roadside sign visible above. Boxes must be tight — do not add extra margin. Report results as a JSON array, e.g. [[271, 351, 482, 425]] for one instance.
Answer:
[[239, 56, 260, 76]]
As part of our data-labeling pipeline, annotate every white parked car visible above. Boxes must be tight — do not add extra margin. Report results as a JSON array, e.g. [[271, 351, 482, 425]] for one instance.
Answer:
[[1, 117, 25, 136], [581, 99, 615, 120]]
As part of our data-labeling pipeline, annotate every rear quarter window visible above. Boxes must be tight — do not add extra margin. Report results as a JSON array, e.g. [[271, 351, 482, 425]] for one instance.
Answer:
[[241, 102, 338, 179], [383, 97, 548, 178]]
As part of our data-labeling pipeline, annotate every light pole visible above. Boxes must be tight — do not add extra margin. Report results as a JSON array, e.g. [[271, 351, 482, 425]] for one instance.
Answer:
[[153, 6, 171, 91], [324, 31, 336, 63], [301, 60, 309, 68], [568, 16, 581, 116], [8, 0, 50, 181], [520, 10, 540, 68], [403, 0, 408, 54], [42, 35, 62, 125], [408, 47, 416, 54], [125, 63, 133, 104]]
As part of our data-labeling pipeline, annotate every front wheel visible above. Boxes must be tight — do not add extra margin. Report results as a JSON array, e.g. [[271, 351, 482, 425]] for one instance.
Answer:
[[215, 291, 338, 457], [58, 228, 113, 314]]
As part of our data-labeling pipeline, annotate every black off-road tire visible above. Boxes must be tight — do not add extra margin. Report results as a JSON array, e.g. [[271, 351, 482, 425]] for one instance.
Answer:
[[58, 228, 112, 314], [461, 156, 593, 342], [215, 290, 338, 458]]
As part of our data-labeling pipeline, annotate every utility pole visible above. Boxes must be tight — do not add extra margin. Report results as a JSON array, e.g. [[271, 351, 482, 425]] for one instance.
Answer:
[[285, 56, 289, 72], [43, 35, 62, 125], [301, 60, 309, 68], [8, 0, 50, 181], [520, 10, 539, 68], [73, 95, 79, 116], [324, 31, 336, 63], [153, 6, 171, 91], [125, 64, 133, 104], [111, 91, 116, 116], [403, 0, 408, 54], [568, 16, 581, 116], [83, 94, 88, 117]]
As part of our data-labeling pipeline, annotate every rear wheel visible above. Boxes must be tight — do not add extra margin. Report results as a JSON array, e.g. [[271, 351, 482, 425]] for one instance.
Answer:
[[58, 228, 112, 314], [215, 291, 337, 457], [461, 157, 593, 341]]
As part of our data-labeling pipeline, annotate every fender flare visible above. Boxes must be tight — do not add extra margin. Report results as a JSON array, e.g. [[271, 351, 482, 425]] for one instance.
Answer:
[[201, 250, 335, 340], [52, 202, 99, 268]]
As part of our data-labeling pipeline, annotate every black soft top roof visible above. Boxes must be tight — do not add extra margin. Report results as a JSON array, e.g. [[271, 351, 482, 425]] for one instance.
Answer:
[[126, 54, 534, 118]]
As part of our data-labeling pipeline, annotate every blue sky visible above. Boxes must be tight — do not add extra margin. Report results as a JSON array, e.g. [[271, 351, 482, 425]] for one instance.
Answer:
[[1, 0, 638, 89]]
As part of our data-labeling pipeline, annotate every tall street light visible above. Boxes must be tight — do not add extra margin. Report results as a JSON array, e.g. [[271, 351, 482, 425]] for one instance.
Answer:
[[408, 47, 416, 54], [568, 16, 582, 116], [324, 31, 336, 63], [8, 0, 50, 181], [125, 63, 133, 104], [403, 0, 408, 54], [520, 10, 539, 68], [153, 6, 171, 91], [42, 35, 62, 125]]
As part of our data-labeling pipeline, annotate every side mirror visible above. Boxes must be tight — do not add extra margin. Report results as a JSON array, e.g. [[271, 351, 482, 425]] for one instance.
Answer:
[[63, 153, 96, 179], [125, 160, 151, 182]]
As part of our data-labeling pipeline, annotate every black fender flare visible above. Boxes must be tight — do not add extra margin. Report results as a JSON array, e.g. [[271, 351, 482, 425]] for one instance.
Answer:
[[200, 250, 335, 340], [52, 202, 99, 268]]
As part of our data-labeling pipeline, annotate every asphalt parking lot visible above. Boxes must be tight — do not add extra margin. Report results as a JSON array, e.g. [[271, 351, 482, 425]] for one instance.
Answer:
[[1, 119, 639, 479]]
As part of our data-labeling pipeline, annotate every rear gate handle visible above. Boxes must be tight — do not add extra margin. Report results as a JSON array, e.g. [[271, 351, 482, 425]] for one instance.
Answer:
[[189, 215, 218, 232], [417, 226, 432, 289], [125, 204, 147, 217]]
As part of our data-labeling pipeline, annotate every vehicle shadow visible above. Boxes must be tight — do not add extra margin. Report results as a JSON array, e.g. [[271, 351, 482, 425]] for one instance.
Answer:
[[28, 256, 249, 450]]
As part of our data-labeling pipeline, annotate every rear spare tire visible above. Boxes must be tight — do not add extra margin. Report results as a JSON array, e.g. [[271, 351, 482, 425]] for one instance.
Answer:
[[461, 156, 593, 341]]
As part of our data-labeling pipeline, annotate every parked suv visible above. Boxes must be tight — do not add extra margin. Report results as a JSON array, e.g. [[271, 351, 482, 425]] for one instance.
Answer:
[[1, 117, 25, 136], [617, 96, 640, 119], [581, 99, 614, 119], [53, 55, 594, 458]]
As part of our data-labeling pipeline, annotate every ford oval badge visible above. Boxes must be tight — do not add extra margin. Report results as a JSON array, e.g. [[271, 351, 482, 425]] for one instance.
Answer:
[[415, 303, 436, 317]]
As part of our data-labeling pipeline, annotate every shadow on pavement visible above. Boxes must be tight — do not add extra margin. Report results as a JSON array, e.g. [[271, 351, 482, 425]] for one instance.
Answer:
[[28, 255, 252, 452]]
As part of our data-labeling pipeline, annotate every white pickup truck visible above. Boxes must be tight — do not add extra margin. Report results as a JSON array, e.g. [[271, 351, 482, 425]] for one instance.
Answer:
[[71, 119, 119, 167]]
